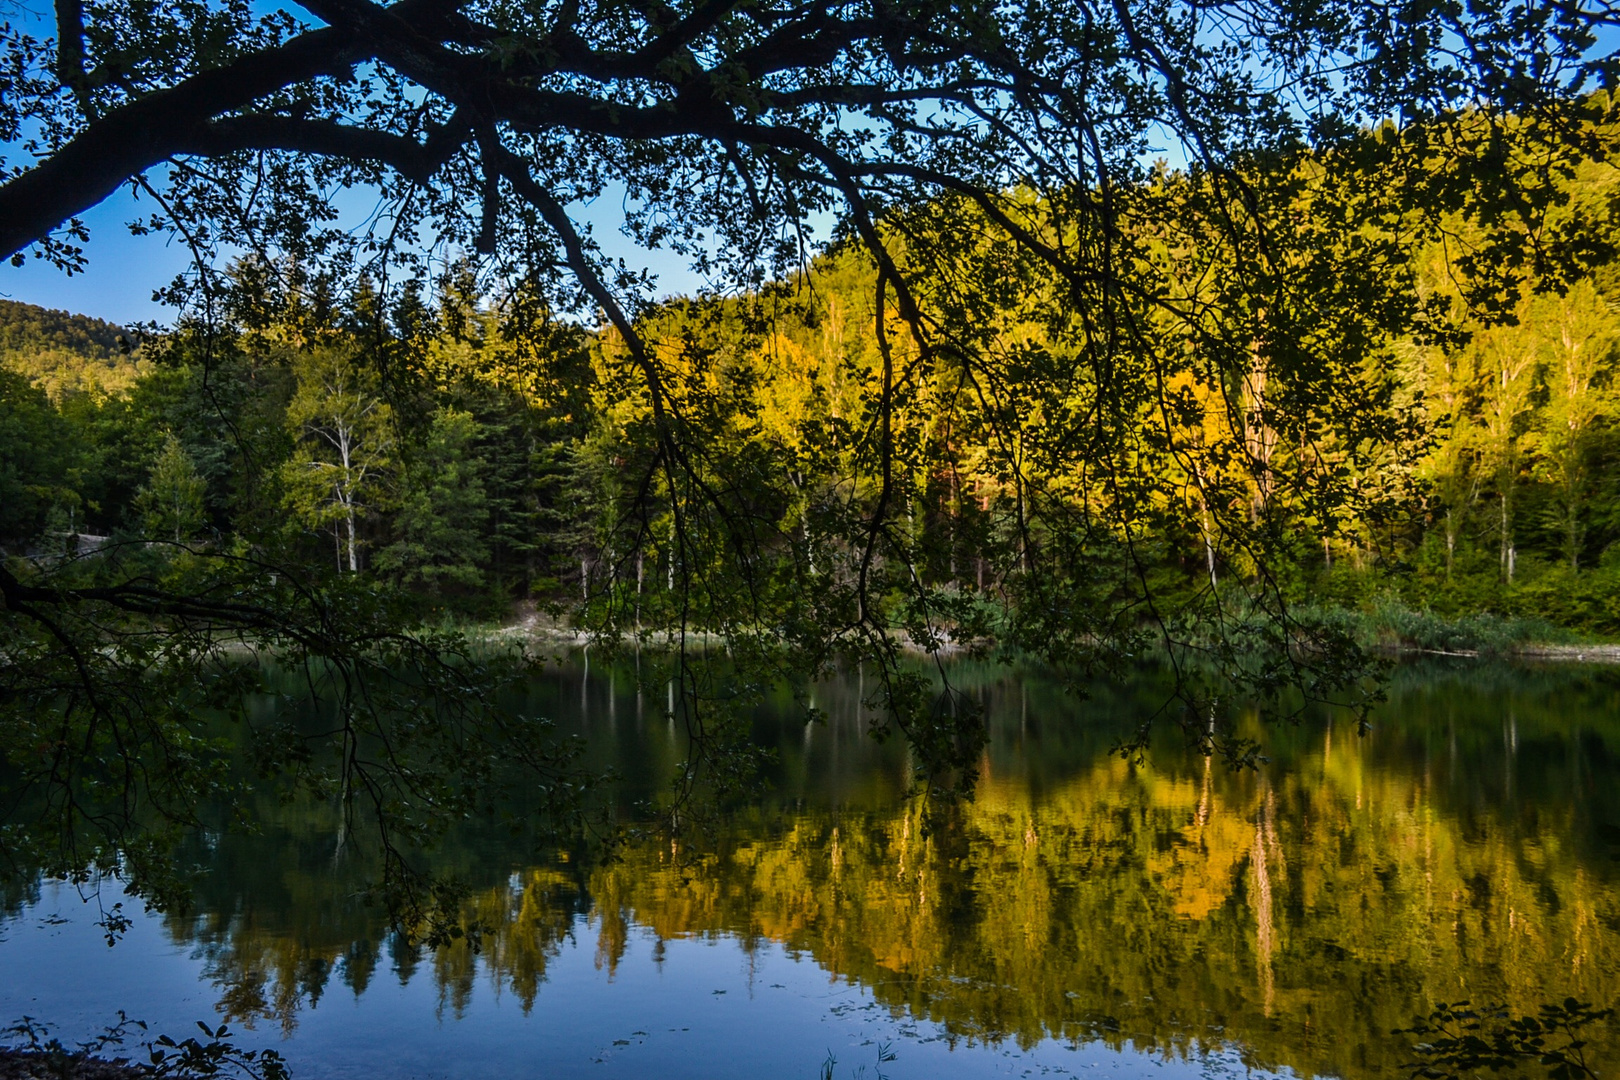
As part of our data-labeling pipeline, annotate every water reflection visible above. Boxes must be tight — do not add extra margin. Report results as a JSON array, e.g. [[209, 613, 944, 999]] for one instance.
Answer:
[[9, 660, 1620, 1079]]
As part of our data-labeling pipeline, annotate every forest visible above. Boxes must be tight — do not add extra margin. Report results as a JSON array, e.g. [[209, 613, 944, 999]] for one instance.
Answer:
[[4, 110, 1620, 650]]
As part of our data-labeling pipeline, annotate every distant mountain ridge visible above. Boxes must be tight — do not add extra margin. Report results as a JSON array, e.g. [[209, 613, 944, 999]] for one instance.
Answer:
[[0, 298, 143, 397]]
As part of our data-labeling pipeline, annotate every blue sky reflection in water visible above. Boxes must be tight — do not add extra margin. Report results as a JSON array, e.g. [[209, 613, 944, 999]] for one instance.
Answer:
[[0, 879, 1256, 1080], [4, 658, 1620, 1080]]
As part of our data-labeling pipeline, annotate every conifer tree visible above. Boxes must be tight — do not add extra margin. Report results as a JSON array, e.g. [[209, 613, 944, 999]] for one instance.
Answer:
[[134, 433, 208, 544]]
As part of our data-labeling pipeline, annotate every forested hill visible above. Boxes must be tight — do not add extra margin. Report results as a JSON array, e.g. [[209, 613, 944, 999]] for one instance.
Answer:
[[0, 298, 141, 397]]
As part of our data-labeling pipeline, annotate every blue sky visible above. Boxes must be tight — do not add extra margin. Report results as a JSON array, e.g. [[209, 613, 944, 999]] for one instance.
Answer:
[[0, 180, 714, 326], [0, 187, 196, 325]]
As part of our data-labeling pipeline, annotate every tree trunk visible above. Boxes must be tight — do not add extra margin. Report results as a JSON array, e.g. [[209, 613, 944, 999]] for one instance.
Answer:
[[1204, 511, 1217, 590], [1500, 492, 1514, 583], [1444, 510, 1455, 579], [1193, 463, 1217, 590], [1243, 348, 1275, 520], [1563, 469, 1582, 571], [346, 503, 359, 572]]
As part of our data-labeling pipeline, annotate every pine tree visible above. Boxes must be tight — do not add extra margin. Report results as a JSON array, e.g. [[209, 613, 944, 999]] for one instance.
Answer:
[[134, 433, 207, 544]]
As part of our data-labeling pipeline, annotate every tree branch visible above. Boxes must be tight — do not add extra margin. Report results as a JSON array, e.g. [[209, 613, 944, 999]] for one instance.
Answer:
[[0, 26, 364, 261], [184, 114, 467, 184], [53, 0, 89, 109]]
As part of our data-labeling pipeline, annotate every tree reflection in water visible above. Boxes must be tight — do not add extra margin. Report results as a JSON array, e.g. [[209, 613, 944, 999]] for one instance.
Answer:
[[125, 660, 1620, 1080]]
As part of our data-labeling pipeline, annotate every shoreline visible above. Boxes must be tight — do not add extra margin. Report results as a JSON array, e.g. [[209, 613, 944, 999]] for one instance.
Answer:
[[473, 605, 1620, 666], [1379, 642, 1620, 663]]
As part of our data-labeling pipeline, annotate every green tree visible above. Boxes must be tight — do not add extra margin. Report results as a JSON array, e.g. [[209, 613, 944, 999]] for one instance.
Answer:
[[281, 345, 395, 572], [134, 433, 208, 543], [1474, 323, 1540, 582], [1528, 280, 1618, 569], [376, 407, 490, 589], [0, 369, 78, 544]]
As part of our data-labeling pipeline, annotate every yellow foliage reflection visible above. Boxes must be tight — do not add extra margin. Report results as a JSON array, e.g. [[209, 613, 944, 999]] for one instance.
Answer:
[[172, 714, 1619, 1080]]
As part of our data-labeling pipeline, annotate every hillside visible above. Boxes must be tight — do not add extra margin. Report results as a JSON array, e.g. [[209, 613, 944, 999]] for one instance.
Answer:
[[0, 299, 143, 397]]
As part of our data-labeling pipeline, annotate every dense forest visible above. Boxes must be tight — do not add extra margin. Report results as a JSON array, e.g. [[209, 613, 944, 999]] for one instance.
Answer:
[[0, 299, 142, 399], [3, 119, 1620, 647]]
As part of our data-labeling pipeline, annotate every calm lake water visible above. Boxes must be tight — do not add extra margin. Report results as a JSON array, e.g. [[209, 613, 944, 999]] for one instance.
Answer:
[[3, 658, 1619, 1079]]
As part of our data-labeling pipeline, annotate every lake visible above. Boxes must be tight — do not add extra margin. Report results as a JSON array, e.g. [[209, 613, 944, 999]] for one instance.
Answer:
[[3, 658, 1618, 1079]]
